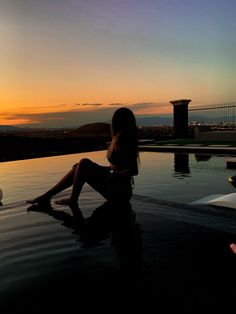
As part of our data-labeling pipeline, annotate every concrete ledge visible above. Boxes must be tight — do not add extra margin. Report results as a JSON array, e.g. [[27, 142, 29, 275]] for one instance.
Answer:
[[195, 130, 236, 141], [227, 158, 236, 168], [139, 144, 236, 154]]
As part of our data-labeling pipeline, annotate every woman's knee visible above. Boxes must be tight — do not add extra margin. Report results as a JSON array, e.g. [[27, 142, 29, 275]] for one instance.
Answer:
[[73, 158, 92, 169], [76, 158, 93, 174], [80, 158, 92, 167]]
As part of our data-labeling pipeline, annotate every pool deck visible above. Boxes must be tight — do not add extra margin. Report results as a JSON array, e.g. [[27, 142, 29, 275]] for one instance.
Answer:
[[0, 188, 236, 313]]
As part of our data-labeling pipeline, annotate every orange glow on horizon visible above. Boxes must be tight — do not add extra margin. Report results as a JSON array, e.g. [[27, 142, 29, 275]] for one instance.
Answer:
[[0, 119, 34, 126], [0, 101, 173, 126], [134, 106, 172, 115]]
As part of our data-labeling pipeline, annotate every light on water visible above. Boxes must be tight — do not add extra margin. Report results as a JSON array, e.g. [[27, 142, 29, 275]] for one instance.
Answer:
[[0, 151, 235, 206]]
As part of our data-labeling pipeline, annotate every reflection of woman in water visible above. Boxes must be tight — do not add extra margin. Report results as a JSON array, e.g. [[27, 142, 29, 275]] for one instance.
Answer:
[[27, 107, 139, 223]]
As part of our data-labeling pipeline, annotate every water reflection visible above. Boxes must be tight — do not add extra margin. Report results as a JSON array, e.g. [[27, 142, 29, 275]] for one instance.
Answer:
[[173, 153, 213, 178], [84, 201, 143, 280], [194, 154, 212, 162], [173, 153, 190, 178], [27, 201, 143, 280]]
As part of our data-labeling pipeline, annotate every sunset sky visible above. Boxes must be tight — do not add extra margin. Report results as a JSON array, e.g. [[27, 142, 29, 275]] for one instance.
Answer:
[[1, 0, 236, 127]]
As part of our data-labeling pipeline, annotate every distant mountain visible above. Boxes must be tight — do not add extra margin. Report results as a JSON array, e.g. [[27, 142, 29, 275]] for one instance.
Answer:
[[136, 115, 173, 126], [69, 122, 111, 138], [69, 118, 174, 138], [0, 125, 22, 131]]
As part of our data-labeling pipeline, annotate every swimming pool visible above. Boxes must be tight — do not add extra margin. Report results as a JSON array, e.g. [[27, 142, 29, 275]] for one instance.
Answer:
[[0, 150, 235, 205]]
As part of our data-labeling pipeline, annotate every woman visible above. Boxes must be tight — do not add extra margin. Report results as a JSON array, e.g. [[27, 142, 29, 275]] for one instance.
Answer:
[[27, 107, 139, 223]]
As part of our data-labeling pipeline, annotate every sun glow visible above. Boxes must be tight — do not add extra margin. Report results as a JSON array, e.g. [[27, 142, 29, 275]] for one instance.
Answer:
[[1, 1, 236, 127]]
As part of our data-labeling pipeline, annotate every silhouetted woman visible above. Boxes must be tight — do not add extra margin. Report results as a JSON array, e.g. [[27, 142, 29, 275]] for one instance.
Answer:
[[27, 107, 139, 223]]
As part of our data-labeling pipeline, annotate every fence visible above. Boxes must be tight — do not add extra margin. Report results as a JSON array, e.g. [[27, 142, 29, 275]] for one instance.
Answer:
[[188, 102, 236, 127]]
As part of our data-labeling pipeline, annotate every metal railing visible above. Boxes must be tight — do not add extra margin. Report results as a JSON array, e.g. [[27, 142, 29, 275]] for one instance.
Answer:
[[189, 102, 236, 127]]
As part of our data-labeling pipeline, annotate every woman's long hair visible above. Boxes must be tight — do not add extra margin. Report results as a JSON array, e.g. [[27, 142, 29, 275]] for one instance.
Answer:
[[111, 107, 137, 138], [109, 107, 139, 174]]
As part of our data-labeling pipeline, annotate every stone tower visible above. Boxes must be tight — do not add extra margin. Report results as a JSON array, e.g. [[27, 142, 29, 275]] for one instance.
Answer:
[[170, 99, 191, 138]]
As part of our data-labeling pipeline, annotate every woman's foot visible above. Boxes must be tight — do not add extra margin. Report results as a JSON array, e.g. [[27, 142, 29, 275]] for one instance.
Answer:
[[230, 243, 236, 254], [54, 198, 77, 206], [26, 195, 52, 208]]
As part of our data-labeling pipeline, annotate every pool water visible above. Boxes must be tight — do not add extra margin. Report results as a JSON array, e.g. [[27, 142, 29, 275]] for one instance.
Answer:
[[0, 151, 235, 205], [135, 152, 236, 203]]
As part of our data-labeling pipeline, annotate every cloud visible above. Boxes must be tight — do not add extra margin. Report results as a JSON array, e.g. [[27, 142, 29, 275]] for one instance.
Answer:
[[82, 103, 103, 106], [2, 114, 41, 125], [12, 108, 115, 128], [129, 102, 169, 110], [107, 102, 169, 111], [108, 103, 125, 106], [127, 102, 171, 115], [8, 101, 171, 128]]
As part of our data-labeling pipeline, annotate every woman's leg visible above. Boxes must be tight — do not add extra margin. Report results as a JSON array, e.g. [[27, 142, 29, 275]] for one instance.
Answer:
[[55, 159, 110, 221], [55, 158, 109, 206], [56, 158, 133, 216], [26, 165, 77, 205]]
